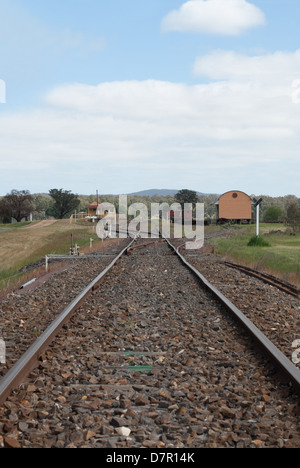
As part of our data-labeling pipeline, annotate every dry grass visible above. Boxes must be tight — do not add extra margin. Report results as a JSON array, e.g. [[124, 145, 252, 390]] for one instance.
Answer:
[[0, 219, 131, 292], [0, 263, 70, 298], [0, 220, 101, 290]]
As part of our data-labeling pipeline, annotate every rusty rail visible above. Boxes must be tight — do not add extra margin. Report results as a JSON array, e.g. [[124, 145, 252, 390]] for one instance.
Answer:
[[0, 237, 136, 406], [164, 237, 300, 396], [223, 261, 300, 299], [2, 235, 300, 406]]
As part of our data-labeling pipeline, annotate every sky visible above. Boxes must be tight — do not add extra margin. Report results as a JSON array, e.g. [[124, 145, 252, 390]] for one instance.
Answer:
[[0, 0, 300, 197]]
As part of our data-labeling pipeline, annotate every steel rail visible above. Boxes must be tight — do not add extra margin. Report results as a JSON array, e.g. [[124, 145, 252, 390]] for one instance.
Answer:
[[0, 237, 136, 406], [223, 261, 300, 299], [164, 237, 300, 396]]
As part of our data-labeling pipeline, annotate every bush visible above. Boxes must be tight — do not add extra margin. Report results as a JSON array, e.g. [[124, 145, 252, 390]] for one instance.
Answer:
[[263, 206, 283, 223], [247, 236, 271, 247]]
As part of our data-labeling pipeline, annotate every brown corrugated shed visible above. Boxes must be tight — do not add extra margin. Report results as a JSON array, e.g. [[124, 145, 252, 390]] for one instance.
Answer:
[[215, 191, 252, 222]]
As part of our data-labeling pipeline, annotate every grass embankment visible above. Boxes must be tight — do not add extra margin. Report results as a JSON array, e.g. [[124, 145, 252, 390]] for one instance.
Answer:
[[210, 223, 300, 287], [0, 221, 37, 231], [0, 220, 103, 291]]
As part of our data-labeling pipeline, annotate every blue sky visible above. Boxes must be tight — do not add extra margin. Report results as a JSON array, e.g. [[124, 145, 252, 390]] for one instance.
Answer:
[[1, 0, 300, 196]]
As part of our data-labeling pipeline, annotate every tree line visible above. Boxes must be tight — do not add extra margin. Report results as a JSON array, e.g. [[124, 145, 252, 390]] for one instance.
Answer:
[[1, 188, 300, 232], [0, 189, 80, 223]]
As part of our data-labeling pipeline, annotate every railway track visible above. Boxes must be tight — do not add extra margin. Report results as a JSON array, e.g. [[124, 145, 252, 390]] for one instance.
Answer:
[[222, 261, 300, 299], [0, 237, 300, 448], [165, 238, 300, 391], [0, 237, 136, 406]]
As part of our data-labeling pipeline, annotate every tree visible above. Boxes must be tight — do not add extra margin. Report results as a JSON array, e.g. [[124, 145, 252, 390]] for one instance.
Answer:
[[263, 206, 283, 223], [286, 201, 300, 234], [32, 194, 53, 220], [49, 189, 80, 219], [175, 189, 199, 207], [0, 190, 34, 222]]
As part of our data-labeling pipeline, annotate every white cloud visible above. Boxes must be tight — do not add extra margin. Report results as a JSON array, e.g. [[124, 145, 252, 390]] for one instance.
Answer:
[[1, 49, 300, 194], [1, 71, 299, 164], [161, 0, 266, 35], [45, 71, 300, 140], [46, 80, 205, 120], [194, 49, 300, 85]]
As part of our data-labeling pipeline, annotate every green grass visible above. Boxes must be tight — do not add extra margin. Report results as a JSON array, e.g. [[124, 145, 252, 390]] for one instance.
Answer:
[[0, 221, 37, 230], [210, 224, 300, 286]]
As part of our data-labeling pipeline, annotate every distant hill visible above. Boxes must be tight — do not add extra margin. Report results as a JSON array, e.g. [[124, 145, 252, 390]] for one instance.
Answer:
[[129, 189, 179, 197], [129, 189, 215, 197]]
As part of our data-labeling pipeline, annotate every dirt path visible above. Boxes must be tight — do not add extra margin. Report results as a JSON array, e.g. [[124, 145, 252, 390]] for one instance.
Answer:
[[24, 220, 58, 230]]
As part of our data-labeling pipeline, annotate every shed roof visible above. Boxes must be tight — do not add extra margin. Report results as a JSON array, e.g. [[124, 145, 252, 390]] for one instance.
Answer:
[[87, 201, 100, 208], [212, 190, 253, 205]]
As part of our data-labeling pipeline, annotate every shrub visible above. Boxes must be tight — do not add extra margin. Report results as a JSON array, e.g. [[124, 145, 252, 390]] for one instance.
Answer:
[[263, 206, 283, 223], [247, 236, 271, 247]]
